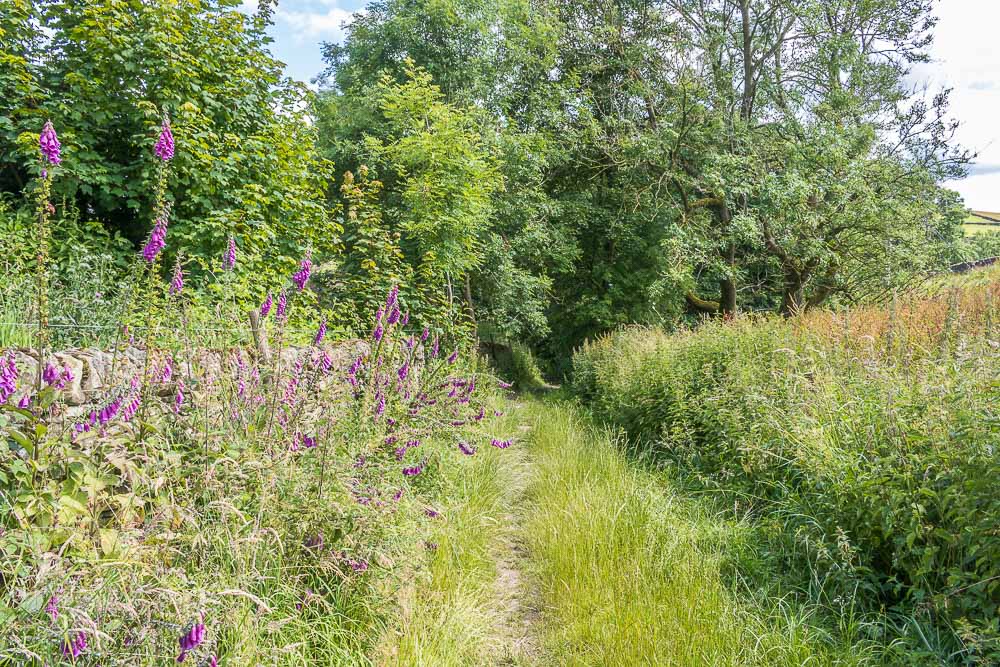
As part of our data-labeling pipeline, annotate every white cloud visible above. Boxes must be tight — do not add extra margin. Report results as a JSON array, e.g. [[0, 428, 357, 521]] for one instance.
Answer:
[[278, 6, 354, 41], [914, 3, 1000, 208]]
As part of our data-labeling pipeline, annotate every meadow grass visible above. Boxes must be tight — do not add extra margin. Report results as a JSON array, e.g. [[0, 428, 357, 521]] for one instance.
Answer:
[[381, 408, 527, 666], [518, 397, 871, 667]]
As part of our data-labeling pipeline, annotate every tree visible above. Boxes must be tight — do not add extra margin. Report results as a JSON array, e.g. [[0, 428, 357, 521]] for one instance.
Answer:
[[0, 0, 339, 298]]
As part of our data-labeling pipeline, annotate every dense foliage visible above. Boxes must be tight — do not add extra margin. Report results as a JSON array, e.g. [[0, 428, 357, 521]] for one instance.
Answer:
[[573, 270, 1000, 662]]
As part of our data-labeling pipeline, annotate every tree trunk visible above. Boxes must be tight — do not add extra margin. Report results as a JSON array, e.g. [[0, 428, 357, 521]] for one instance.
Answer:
[[780, 271, 806, 316]]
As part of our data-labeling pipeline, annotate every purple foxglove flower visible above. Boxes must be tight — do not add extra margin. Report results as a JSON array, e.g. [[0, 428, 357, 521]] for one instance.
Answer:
[[447, 349, 459, 364], [174, 379, 185, 414], [387, 307, 400, 325], [402, 460, 424, 476], [292, 251, 312, 291], [375, 307, 384, 323], [395, 446, 407, 461], [494, 410, 504, 417], [458, 442, 476, 456], [314, 318, 327, 346], [407, 439, 421, 449], [56, 364, 73, 389], [208, 657, 218, 667], [43, 362, 58, 386], [321, 350, 333, 373], [421, 327, 430, 342], [276, 291, 288, 321], [223, 236, 237, 270], [154, 119, 175, 161], [142, 217, 168, 263], [491, 438, 512, 449], [0, 351, 18, 403], [397, 361, 409, 383], [60, 630, 87, 659], [431, 337, 440, 358], [170, 262, 184, 295], [350, 558, 368, 573], [160, 358, 172, 383], [374, 392, 385, 421], [385, 284, 398, 312], [474, 406, 485, 422], [18, 394, 31, 409], [392, 488, 404, 501], [498, 380, 513, 389], [424, 507, 440, 518], [400, 311, 410, 326], [45, 594, 59, 622], [372, 324, 384, 342], [260, 293, 272, 318], [39, 121, 61, 165]]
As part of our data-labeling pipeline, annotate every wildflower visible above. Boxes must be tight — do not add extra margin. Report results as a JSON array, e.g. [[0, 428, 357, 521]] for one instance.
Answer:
[[60, 630, 87, 660], [402, 459, 425, 476], [431, 337, 440, 358], [392, 488, 404, 501], [154, 118, 175, 161], [394, 446, 407, 461], [292, 251, 312, 291], [39, 121, 61, 165], [260, 293, 272, 318], [450, 420, 465, 427], [397, 361, 409, 383], [421, 327, 430, 342], [354, 454, 366, 467], [174, 379, 185, 414], [142, 216, 168, 263], [498, 380, 513, 389], [447, 349, 459, 364], [424, 507, 440, 518], [177, 617, 206, 662], [314, 318, 327, 346], [304, 533, 324, 550], [223, 236, 237, 270], [121, 391, 141, 422], [473, 406, 485, 422], [18, 394, 31, 409], [0, 352, 17, 403], [401, 311, 410, 326], [372, 324, 384, 343], [321, 350, 333, 373], [170, 261, 185, 295], [425, 541, 438, 551], [276, 291, 288, 321], [491, 438, 512, 449], [43, 362, 58, 386], [207, 657, 219, 667], [45, 594, 59, 622], [160, 358, 173, 384], [494, 410, 504, 417], [387, 307, 400, 325], [385, 284, 398, 312], [350, 559, 369, 573], [458, 442, 476, 456], [407, 439, 421, 449], [374, 392, 385, 421]]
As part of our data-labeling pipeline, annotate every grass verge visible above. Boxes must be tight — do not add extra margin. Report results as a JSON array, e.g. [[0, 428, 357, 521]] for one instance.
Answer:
[[520, 396, 873, 666]]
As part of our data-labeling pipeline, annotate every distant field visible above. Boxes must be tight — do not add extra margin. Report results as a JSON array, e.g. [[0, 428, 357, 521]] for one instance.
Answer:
[[964, 210, 1000, 236]]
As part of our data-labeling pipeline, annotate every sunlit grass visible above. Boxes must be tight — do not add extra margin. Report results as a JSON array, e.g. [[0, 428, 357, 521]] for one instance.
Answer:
[[519, 398, 871, 667]]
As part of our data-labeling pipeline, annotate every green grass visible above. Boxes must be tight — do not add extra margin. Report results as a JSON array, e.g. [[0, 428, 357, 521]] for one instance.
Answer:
[[382, 408, 527, 666], [519, 397, 869, 666]]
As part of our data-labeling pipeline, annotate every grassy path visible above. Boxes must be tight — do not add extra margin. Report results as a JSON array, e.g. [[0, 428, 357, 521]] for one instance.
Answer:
[[385, 396, 857, 665]]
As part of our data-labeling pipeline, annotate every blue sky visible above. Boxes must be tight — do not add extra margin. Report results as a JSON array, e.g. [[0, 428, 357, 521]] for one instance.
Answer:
[[255, 1, 1000, 210]]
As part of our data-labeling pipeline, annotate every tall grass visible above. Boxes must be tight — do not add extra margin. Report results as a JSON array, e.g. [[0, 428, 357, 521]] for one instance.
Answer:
[[571, 268, 1000, 663], [520, 398, 870, 666], [383, 407, 526, 665]]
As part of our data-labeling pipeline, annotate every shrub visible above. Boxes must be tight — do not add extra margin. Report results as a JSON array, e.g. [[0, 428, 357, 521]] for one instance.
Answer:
[[572, 274, 1000, 662]]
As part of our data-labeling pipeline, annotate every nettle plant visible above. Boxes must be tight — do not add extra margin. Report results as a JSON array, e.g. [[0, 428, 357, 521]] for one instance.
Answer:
[[1, 121, 514, 664]]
